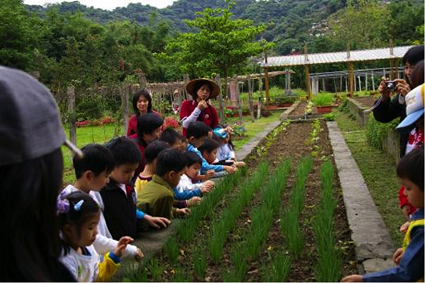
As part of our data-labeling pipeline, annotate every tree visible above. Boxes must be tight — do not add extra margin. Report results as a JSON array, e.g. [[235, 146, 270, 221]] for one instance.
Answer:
[[163, 0, 273, 97], [0, 0, 37, 69], [326, 0, 391, 50]]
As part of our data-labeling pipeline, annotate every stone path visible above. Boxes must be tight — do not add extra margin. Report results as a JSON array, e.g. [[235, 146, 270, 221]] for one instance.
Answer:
[[327, 121, 396, 274]]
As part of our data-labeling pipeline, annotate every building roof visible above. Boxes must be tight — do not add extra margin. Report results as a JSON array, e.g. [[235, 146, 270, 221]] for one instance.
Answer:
[[261, 46, 415, 68]]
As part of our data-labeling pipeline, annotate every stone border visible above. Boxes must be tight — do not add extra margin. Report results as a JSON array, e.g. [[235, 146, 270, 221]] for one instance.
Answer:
[[347, 97, 372, 127], [279, 100, 300, 121], [346, 98, 401, 163], [327, 121, 396, 274]]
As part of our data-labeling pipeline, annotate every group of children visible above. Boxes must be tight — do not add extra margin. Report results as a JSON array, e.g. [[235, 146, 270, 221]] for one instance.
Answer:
[[56, 116, 245, 281]]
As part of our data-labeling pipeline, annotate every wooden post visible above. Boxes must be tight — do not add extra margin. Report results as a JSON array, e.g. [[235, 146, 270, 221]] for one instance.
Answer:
[[183, 74, 190, 100], [348, 62, 354, 97], [365, 74, 368, 91], [122, 84, 130, 135], [322, 78, 326, 92], [305, 65, 311, 99], [264, 67, 270, 105], [358, 76, 362, 92], [371, 70, 375, 91], [247, 74, 255, 122], [67, 85, 77, 145], [234, 75, 243, 124], [215, 74, 224, 122]]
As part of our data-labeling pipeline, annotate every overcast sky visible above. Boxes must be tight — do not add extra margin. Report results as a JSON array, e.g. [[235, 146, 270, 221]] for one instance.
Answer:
[[23, 0, 177, 10]]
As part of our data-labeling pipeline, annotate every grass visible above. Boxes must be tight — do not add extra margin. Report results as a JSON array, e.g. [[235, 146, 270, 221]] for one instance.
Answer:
[[314, 160, 342, 282], [231, 110, 284, 151], [62, 123, 122, 183], [263, 254, 291, 282], [335, 110, 404, 246]]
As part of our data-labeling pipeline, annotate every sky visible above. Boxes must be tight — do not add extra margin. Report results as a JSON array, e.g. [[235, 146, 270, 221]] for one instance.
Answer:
[[23, 0, 177, 10]]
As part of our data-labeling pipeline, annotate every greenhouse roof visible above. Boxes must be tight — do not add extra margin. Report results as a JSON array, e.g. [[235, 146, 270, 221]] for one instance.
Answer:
[[260, 46, 415, 68]]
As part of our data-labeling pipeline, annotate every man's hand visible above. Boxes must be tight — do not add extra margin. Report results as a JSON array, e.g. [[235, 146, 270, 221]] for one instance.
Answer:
[[394, 79, 411, 97]]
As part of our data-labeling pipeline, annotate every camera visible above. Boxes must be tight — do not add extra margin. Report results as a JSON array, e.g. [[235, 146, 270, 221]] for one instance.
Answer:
[[385, 80, 398, 90]]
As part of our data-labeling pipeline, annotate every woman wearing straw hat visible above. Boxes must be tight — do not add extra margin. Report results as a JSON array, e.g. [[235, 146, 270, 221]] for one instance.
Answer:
[[180, 79, 221, 136]]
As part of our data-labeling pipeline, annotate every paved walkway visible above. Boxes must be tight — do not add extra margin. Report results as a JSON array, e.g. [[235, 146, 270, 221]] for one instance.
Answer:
[[327, 121, 396, 274]]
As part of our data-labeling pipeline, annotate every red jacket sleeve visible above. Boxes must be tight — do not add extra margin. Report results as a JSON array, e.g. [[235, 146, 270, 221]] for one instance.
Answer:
[[126, 115, 137, 137], [180, 100, 192, 120], [210, 105, 219, 129]]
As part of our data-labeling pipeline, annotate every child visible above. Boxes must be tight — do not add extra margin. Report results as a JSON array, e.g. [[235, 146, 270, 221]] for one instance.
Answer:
[[186, 121, 236, 176], [101, 137, 170, 240], [198, 137, 231, 178], [138, 148, 190, 219], [395, 82, 424, 228], [62, 144, 143, 261], [212, 126, 246, 167], [128, 113, 164, 180], [177, 152, 215, 195], [58, 191, 133, 282], [341, 147, 424, 282], [135, 140, 170, 195], [159, 128, 186, 152]]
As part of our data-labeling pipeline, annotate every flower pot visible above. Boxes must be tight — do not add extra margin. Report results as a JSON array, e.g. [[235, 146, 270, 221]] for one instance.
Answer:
[[316, 106, 333, 114]]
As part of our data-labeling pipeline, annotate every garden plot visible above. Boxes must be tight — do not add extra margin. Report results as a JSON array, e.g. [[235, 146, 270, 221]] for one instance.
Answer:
[[122, 120, 357, 282]]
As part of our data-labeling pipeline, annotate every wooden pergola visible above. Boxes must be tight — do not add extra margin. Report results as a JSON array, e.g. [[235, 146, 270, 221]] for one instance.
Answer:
[[260, 44, 416, 102]]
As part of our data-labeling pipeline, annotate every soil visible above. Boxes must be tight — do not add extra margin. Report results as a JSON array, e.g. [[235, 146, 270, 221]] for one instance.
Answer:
[[353, 96, 377, 108], [288, 101, 321, 118], [151, 120, 357, 282]]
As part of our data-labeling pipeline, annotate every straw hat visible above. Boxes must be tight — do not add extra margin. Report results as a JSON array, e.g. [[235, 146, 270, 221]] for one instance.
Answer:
[[185, 79, 220, 99]]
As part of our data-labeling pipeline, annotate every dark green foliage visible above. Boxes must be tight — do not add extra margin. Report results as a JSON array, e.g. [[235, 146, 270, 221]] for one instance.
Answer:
[[366, 116, 400, 151]]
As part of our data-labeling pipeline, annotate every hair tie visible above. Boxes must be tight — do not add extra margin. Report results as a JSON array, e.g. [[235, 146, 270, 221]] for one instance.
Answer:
[[74, 200, 84, 211]]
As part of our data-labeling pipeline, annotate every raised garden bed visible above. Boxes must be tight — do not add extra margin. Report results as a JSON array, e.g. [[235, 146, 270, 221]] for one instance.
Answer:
[[122, 120, 357, 282]]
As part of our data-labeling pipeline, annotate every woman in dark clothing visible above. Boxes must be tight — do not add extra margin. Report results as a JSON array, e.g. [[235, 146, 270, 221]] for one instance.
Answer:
[[372, 45, 424, 157]]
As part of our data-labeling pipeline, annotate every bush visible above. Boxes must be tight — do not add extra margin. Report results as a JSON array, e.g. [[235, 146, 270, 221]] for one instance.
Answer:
[[312, 92, 334, 107], [366, 116, 400, 150]]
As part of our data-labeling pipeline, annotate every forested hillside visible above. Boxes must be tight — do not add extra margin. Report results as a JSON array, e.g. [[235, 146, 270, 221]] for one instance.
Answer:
[[25, 0, 346, 52], [1, 0, 422, 94]]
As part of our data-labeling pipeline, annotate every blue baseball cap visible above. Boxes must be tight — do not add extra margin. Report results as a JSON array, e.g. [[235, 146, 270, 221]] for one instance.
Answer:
[[396, 84, 424, 134], [213, 127, 227, 139]]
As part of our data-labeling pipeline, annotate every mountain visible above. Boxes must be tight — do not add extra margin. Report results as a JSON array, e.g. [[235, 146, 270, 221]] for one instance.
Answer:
[[24, 0, 347, 54]]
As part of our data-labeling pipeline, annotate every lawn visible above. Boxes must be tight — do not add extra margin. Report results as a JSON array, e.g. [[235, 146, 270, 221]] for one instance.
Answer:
[[334, 110, 404, 246]]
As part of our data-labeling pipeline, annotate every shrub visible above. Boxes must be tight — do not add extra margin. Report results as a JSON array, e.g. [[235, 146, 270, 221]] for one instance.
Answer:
[[312, 92, 334, 107], [366, 115, 400, 150]]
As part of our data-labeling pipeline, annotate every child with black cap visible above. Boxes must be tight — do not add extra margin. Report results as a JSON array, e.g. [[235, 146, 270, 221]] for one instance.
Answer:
[[0, 66, 81, 281]]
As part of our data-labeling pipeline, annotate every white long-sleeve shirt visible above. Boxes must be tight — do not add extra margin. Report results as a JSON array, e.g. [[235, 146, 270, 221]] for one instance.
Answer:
[[176, 174, 204, 193], [61, 185, 138, 259]]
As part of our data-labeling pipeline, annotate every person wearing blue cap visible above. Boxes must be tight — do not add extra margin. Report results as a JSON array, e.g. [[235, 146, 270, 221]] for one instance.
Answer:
[[394, 61, 424, 223], [0, 66, 82, 281], [212, 126, 246, 168]]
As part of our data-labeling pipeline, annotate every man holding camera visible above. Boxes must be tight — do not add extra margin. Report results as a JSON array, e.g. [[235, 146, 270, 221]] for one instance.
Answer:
[[372, 45, 424, 158]]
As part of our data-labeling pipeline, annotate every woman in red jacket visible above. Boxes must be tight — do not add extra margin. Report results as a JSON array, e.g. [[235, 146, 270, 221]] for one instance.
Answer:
[[180, 79, 220, 136], [127, 89, 160, 136]]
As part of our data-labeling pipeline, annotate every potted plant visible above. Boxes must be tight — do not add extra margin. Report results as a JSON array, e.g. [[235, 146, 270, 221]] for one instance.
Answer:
[[275, 96, 297, 107], [312, 93, 334, 114]]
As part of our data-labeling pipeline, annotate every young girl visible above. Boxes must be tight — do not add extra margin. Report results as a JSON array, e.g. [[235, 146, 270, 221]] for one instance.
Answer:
[[212, 125, 246, 167], [58, 191, 133, 282]]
